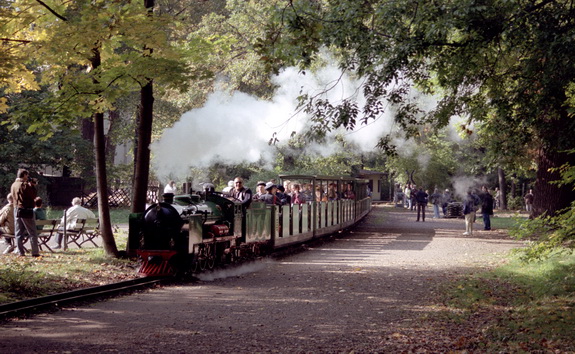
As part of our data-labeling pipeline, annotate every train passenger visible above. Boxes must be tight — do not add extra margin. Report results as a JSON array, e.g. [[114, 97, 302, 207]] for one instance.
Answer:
[[302, 183, 313, 202], [229, 177, 252, 209], [260, 182, 283, 205], [326, 183, 340, 201], [54, 197, 96, 249], [290, 183, 305, 204], [315, 186, 328, 202], [253, 181, 266, 201], [276, 185, 290, 204], [222, 180, 234, 195], [342, 183, 356, 200]]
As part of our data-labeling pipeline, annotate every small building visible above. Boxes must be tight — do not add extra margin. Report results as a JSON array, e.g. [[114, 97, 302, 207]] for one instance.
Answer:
[[355, 169, 389, 201]]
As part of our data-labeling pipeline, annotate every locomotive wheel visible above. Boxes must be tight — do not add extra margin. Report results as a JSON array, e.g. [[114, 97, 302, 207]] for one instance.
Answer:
[[207, 243, 216, 269], [197, 244, 208, 271]]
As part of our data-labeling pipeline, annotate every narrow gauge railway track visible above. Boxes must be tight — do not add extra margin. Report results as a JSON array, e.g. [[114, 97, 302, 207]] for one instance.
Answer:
[[0, 276, 170, 320]]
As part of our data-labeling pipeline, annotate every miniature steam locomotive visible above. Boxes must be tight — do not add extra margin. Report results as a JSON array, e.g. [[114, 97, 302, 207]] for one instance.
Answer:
[[128, 175, 372, 276]]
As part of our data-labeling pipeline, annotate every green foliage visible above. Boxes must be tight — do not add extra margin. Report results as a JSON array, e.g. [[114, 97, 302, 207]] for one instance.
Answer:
[[259, 0, 575, 214], [510, 152, 575, 260], [506, 195, 524, 211], [0, 114, 90, 194]]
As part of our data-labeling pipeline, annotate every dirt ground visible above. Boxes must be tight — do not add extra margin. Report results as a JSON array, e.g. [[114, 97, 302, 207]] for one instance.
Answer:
[[0, 205, 522, 353]]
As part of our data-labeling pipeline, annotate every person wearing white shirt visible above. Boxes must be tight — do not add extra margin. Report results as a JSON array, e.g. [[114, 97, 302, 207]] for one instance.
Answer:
[[164, 180, 177, 194], [54, 197, 96, 249]]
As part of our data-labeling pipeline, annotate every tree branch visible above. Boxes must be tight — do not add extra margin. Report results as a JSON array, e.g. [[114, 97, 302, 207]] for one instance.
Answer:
[[34, 0, 67, 21], [0, 38, 32, 43]]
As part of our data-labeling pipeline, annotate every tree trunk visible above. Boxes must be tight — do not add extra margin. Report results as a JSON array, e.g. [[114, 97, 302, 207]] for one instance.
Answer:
[[105, 110, 119, 170], [131, 81, 154, 215], [498, 167, 507, 210], [131, 0, 156, 215], [90, 47, 118, 257], [533, 147, 575, 217], [94, 110, 119, 256]]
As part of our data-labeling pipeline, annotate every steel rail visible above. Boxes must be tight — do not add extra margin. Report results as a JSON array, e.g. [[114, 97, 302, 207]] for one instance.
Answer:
[[0, 276, 170, 319]]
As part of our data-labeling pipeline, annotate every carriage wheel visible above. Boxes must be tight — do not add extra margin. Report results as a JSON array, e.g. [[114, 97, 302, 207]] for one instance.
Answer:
[[251, 243, 260, 256]]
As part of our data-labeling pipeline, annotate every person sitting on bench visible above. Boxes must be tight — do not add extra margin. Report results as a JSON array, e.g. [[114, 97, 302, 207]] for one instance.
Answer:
[[54, 197, 95, 249]]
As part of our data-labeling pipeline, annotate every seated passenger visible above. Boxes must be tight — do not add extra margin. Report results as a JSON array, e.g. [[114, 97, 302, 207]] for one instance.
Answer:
[[343, 183, 356, 200], [222, 180, 234, 196], [290, 183, 305, 204], [54, 197, 96, 249], [276, 185, 291, 204], [229, 177, 252, 209], [252, 181, 266, 201], [315, 186, 328, 202], [260, 182, 283, 206], [302, 183, 313, 202], [326, 183, 340, 201]]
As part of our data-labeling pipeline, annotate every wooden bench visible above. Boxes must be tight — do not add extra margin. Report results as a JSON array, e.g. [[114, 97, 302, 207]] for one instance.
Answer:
[[1, 219, 59, 253], [36, 219, 59, 252], [66, 218, 100, 248]]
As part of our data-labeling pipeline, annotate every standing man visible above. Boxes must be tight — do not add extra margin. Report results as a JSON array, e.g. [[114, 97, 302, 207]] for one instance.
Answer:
[[429, 188, 442, 219], [481, 186, 494, 230], [463, 189, 480, 236], [415, 187, 429, 222], [10, 169, 40, 257]]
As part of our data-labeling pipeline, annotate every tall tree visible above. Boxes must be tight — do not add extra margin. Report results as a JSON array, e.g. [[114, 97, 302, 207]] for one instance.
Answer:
[[259, 0, 575, 216], [131, 0, 156, 214], [3, 0, 192, 256]]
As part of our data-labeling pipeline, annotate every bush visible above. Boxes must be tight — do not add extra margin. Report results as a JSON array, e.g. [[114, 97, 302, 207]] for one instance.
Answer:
[[507, 195, 524, 210]]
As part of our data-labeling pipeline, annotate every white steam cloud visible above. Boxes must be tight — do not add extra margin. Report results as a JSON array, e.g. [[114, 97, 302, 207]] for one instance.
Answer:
[[451, 176, 487, 200], [150, 58, 397, 183], [195, 260, 270, 281]]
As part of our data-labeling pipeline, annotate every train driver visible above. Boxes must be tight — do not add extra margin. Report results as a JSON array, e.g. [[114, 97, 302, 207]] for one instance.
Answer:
[[230, 177, 252, 209]]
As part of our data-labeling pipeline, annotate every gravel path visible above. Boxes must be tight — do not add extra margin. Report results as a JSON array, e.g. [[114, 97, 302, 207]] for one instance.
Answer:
[[0, 205, 522, 353]]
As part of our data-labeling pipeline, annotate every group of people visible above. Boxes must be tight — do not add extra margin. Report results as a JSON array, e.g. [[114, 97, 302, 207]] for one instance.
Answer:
[[396, 184, 444, 222], [0, 169, 97, 256], [219, 178, 357, 208], [395, 182, 501, 235]]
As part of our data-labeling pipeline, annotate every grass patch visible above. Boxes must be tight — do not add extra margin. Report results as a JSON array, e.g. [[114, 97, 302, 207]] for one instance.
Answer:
[[490, 215, 527, 230], [0, 226, 137, 304], [0, 248, 139, 304], [439, 251, 575, 351]]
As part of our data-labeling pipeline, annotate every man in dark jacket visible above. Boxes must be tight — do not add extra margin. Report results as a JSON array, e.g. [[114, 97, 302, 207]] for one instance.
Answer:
[[230, 177, 252, 210], [10, 169, 40, 257], [415, 188, 429, 222], [481, 186, 494, 230]]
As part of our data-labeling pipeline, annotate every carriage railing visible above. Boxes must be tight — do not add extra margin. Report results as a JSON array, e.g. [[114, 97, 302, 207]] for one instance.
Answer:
[[244, 197, 371, 248]]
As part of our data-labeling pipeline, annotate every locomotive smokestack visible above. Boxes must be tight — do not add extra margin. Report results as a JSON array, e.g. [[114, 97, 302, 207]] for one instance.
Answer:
[[162, 193, 174, 204]]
